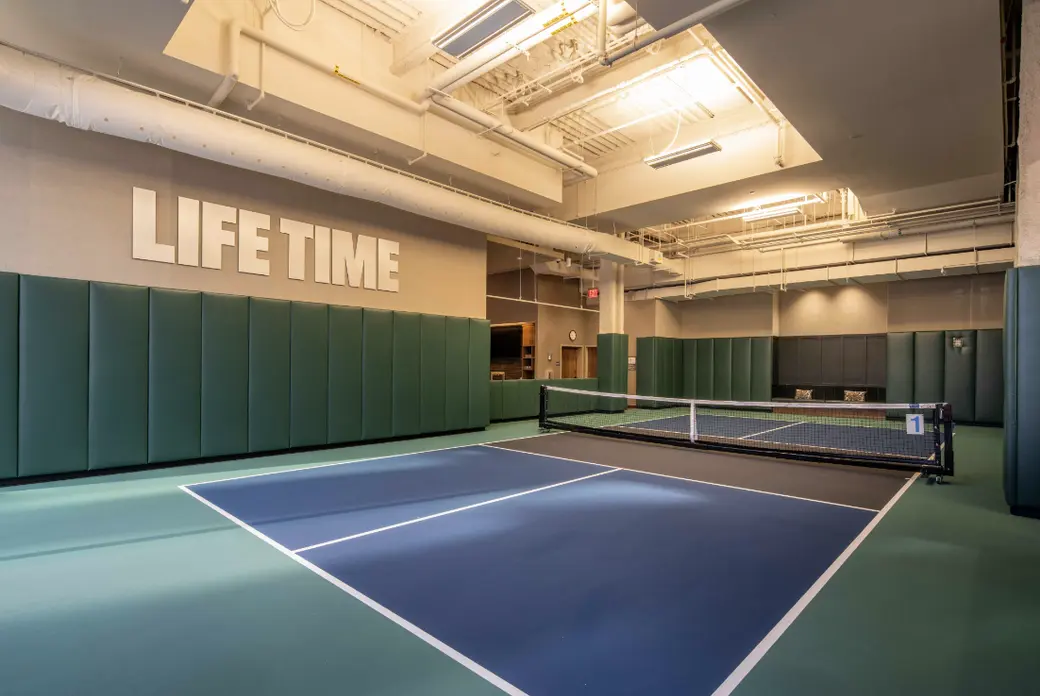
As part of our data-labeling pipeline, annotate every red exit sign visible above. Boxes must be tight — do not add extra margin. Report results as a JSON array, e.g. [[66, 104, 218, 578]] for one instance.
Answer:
[[586, 288, 599, 299]]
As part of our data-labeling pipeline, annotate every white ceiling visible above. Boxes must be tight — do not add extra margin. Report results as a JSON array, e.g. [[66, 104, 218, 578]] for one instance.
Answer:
[[701, 0, 1005, 213]]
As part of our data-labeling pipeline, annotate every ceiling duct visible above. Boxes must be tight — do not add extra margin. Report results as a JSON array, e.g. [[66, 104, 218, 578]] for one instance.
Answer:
[[0, 43, 667, 269]]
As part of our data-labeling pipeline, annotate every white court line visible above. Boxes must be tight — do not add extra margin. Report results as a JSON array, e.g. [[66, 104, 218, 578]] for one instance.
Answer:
[[738, 421, 805, 440], [709, 472, 919, 696], [479, 444, 880, 513], [187, 432, 558, 488], [292, 468, 620, 553], [178, 484, 530, 696]]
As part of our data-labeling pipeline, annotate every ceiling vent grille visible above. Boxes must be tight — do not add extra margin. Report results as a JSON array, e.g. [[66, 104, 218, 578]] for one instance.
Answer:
[[433, 0, 533, 59]]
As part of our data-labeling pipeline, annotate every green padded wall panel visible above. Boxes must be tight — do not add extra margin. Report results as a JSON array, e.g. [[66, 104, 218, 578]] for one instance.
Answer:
[[750, 337, 772, 402], [731, 338, 752, 402], [89, 283, 149, 470], [19, 276, 89, 476], [713, 338, 733, 401], [672, 338, 684, 398], [201, 293, 249, 458], [597, 333, 628, 412], [489, 380, 504, 422], [444, 316, 470, 431], [469, 319, 491, 428], [696, 338, 714, 400], [290, 302, 329, 448], [975, 329, 1003, 425], [421, 315, 447, 433], [682, 339, 697, 398], [636, 337, 657, 405], [362, 309, 394, 440], [519, 380, 541, 418], [886, 333, 915, 404], [328, 306, 363, 444], [0, 274, 16, 479], [500, 380, 523, 421], [392, 312, 422, 437], [148, 289, 202, 464], [944, 330, 976, 423], [249, 298, 291, 453], [913, 332, 945, 405], [654, 338, 671, 398]]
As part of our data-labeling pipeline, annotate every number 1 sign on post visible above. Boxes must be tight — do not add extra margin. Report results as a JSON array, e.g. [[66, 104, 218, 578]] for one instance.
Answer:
[[906, 414, 924, 435]]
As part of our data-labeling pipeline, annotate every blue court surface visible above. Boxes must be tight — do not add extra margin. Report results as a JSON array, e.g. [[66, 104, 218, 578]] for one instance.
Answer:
[[619, 412, 936, 460], [184, 441, 894, 696]]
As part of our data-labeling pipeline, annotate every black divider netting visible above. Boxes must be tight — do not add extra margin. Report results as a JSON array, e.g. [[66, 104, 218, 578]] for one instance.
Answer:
[[540, 386, 954, 475]]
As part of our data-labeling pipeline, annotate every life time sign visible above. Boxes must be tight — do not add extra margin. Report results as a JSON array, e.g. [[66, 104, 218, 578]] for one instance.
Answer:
[[131, 187, 400, 292]]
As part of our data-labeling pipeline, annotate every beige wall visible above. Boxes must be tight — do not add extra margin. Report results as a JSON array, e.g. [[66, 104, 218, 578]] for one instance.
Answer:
[[779, 284, 889, 336], [487, 269, 537, 300], [486, 297, 538, 325], [680, 293, 776, 338], [536, 304, 598, 380], [0, 109, 486, 318], [887, 274, 1004, 332]]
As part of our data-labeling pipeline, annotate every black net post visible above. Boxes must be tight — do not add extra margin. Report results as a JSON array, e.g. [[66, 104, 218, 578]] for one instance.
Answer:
[[932, 406, 942, 470], [538, 385, 549, 431], [942, 403, 955, 477]]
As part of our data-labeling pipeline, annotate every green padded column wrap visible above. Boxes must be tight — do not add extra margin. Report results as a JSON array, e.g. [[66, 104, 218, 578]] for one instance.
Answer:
[[421, 315, 447, 433], [750, 337, 772, 402], [682, 339, 697, 398], [913, 332, 945, 404], [201, 293, 249, 458], [289, 302, 329, 448], [1005, 270, 1018, 507], [597, 333, 628, 412], [20, 276, 89, 476], [975, 329, 1003, 425], [713, 338, 733, 401], [89, 282, 149, 470], [362, 309, 394, 440], [0, 273, 16, 480], [731, 338, 752, 402], [392, 312, 422, 437], [944, 330, 976, 423], [695, 338, 714, 400], [468, 319, 491, 428], [328, 306, 363, 445], [886, 333, 915, 404], [1006, 267, 1040, 514], [249, 298, 291, 453], [148, 289, 202, 464]]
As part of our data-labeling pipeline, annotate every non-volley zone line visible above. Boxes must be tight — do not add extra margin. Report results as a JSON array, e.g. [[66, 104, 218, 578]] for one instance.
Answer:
[[292, 468, 620, 553]]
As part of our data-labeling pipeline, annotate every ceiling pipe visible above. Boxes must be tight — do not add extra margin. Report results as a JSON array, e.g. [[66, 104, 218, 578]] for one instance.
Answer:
[[0, 44, 665, 268], [601, 0, 754, 66], [431, 94, 598, 177], [525, 50, 709, 131], [597, 0, 609, 64], [839, 215, 1017, 243], [204, 20, 591, 177], [209, 20, 426, 115]]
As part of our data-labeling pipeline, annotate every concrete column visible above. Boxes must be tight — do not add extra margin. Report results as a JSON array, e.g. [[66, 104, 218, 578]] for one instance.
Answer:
[[1018, 0, 1040, 266], [598, 262, 625, 334]]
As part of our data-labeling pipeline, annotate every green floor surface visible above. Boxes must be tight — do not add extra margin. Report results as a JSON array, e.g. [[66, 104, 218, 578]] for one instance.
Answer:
[[1, 424, 1037, 695]]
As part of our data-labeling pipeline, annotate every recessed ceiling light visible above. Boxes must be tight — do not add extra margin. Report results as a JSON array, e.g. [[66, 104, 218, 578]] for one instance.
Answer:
[[644, 140, 722, 169]]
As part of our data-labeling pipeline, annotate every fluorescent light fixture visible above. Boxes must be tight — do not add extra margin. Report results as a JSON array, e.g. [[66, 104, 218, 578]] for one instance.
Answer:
[[433, 0, 533, 59], [742, 205, 803, 222], [644, 140, 721, 169]]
